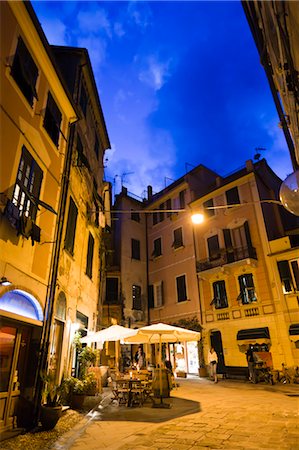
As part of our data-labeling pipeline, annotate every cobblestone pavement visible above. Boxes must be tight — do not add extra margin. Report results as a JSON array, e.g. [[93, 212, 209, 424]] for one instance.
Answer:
[[54, 377, 299, 450]]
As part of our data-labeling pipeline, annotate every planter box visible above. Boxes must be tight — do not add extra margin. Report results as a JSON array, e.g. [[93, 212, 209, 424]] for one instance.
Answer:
[[71, 394, 101, 410], [176, 371, 187, 378], [198, 367, 208, 378]]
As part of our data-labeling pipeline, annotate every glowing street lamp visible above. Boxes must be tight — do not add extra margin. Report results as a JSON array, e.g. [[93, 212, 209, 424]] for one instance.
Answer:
[[191, 213, 205, 224]]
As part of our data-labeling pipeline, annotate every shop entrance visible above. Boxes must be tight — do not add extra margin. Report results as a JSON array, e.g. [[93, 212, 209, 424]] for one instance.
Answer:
[[210, 330, 225, 374], [0, 290, 43, 431]]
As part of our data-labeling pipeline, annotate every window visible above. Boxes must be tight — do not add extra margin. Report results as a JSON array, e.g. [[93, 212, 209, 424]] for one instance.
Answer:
[[203, 199, 215, 217], [64, 197, 78, 254], [225, 187, 240, 206], [153, 211, 158, 225], [207, 235, 220, 259], [43, 92, 62, 146], [11, 37, 38, 106], [153, 237, 162, 257], [179, 190, 186, 208], [166, 199, 172, 217], [94, 134, 99, 159], [173, 227, 183, 249], [79, 84, 88, 116], [105, 278, 119, 304], [148, 282, 164, 308], [211, 280, 228, 309], [155, 282, 164, 307], [132, 285, 142, 310], [131, 238, 140, 260], [238, 274, 257, 304], [131, 210, 140, 222], [277, 259, 299, 293], [86, 233, 94, 279], [12, 146, 43, 220], [176, 275, 187, 302]]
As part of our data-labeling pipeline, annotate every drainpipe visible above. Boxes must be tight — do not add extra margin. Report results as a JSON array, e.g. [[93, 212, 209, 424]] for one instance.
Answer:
[[33, 118, 77, 422]]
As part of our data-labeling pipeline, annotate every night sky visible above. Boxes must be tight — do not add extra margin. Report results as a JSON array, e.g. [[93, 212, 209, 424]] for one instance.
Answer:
[[32, 1, 293, 198]]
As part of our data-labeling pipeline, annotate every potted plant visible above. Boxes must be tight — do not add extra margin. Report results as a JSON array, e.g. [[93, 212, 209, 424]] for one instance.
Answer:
[[40, 371, 63, 430], [62, 372, 98, 410]]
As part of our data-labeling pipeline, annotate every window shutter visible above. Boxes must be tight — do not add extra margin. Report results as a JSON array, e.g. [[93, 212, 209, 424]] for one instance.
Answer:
[[160, 281, 164, 305], [86, 233, 94, 278], [223, 229, 232, 249], [148, 285, 154, 308], [277, 260, 293, 292], [64, 197, 78, 254], [244, 221, 253, 248]]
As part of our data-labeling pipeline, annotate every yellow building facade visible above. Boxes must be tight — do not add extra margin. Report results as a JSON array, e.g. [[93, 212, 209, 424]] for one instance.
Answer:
[[0, 1, 77, 431], [191, 160, 299, 373]]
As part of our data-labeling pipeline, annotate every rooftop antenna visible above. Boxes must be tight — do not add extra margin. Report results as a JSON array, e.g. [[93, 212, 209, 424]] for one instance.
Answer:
[[164, 176, 175, 188], [254, 147, 266, 161], [185, 162, 196, 173], [121, 172, 134, 187]]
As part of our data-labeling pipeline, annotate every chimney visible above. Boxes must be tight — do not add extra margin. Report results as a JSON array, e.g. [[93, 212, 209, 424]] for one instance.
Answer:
[[147, 185, 153, 200], [246, 159, 254, 172], [216, 177, 222, 187], [122, 186, 128, 195]]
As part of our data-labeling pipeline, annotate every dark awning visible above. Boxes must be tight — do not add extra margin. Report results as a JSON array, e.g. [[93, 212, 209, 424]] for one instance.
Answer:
[[237, 327, 270, 341], [289, 324, 299, 336]]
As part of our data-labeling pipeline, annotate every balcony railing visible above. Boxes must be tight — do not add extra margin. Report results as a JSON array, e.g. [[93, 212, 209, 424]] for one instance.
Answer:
[[197, 246, 257, 272]]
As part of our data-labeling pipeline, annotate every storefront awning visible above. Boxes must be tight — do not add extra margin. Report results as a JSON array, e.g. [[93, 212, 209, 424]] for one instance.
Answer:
[[237, 327, 270, 342], [289, 324, 299, 342]]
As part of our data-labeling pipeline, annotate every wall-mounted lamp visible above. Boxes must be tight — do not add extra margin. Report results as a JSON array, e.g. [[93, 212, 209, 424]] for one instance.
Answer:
[[0, 276, 12, 286]]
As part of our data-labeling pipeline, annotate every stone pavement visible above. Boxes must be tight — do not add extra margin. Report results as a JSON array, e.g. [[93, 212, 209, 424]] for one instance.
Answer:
[[53, 377, 299, 450]]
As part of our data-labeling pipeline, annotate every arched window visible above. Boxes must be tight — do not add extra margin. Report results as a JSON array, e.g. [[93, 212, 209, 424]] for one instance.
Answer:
[[56, 291, 66, 321], [0, 289, 43, 321]]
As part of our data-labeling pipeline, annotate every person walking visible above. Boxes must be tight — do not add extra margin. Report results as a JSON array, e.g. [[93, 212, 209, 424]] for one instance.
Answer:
[[208, 347, 218, 383], [246, 346, 256, 383]]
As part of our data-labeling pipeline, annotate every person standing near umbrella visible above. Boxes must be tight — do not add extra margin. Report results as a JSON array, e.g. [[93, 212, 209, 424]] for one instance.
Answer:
[[135, 346, 145, 369], [208, 347, 218, 383]]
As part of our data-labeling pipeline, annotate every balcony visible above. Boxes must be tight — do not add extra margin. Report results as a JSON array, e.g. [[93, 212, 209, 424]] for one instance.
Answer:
[[197, 246, 257, 272]]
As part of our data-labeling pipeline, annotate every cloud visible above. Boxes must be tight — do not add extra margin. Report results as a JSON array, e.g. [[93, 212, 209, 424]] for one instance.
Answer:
[[138, 56, 172, 91], [39, 18, 68, 45], [263, 119, 293, 180], [77, 36, 107, 71], [127, 2, 152, 31], [77, 9, 112, 38], [114, 22, 125, 38]]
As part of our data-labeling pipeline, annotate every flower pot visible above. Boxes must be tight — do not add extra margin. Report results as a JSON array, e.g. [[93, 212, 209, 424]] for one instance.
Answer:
[[40, 405, 62, 430]]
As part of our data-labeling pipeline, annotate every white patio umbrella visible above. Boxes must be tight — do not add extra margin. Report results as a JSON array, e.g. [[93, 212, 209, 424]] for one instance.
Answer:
[[124, 322, 201, 407], [80, 325, 138, 371]]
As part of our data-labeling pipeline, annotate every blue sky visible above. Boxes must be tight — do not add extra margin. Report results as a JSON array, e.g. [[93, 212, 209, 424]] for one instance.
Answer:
[[32, 1, 293, 198]]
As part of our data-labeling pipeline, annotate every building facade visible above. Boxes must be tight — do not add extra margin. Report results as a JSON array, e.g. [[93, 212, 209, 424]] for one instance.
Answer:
[[0, 1, 77, 431], [48, 46, 111, 380], [191, 159, 299, 373]]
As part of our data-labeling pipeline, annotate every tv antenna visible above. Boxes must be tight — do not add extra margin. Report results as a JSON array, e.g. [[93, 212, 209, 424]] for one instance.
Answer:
[[121, 172, 134, 187], [254, 147, 266, 161]]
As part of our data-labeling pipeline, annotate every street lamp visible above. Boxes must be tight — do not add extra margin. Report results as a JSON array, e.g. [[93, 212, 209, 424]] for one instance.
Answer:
[[279, 170, 299, 216]]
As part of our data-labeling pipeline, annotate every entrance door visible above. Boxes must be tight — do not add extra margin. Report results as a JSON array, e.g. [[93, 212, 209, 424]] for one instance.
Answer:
[[210, 331, 225, 374], [0, 324, 20, 430]]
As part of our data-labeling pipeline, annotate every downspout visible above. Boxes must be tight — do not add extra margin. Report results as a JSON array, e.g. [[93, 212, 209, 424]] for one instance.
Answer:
[[145, 212, 150, 325], [33, 118, 77, 422]]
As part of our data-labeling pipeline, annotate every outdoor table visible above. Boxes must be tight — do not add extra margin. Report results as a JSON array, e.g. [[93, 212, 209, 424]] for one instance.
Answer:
[[114, 378, 146, 407]]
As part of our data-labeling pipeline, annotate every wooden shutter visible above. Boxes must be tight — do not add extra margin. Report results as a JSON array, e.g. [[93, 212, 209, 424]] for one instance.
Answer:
[[64, 197, 78, 254], [86, 233, 94, 278]]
